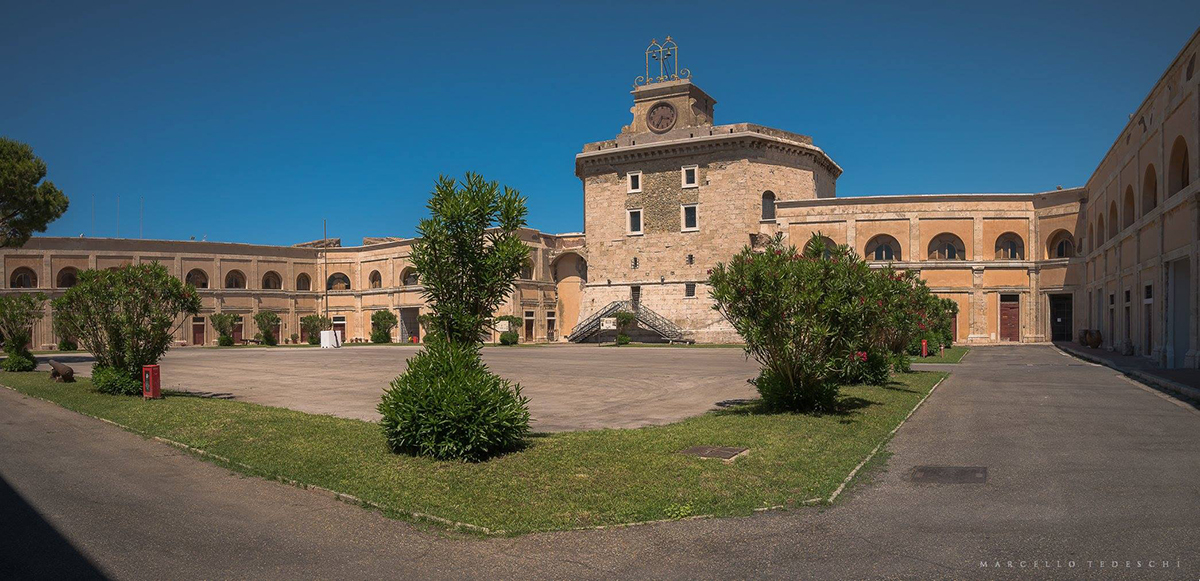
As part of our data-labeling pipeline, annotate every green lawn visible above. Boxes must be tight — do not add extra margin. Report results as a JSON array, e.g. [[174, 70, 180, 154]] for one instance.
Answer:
[[912, 346, 969, 364], [1, 369, 944, 535]]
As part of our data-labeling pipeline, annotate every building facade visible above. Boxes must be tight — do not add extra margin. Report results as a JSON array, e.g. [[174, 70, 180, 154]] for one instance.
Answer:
[[2, 32, 1197, 368]]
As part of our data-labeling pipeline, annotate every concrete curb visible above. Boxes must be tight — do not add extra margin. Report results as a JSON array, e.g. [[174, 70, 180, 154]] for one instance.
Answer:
[[826, 374, 948, 504], [1054, 344, 1200, 405]]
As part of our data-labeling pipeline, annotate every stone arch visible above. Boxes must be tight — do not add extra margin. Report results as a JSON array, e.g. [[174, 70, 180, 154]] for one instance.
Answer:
[[1087, 223, 1094, 253], [1046, 229, 1074, 259], [994, 232, 1024, 260], [1167, 135, 1190, 197], [186, 268, 209, 289], [761, 191, 776, 221], [803, 235, 836, 259], [864, 234, 901, 261], [369, 270, 382, 289], [1142, 163, 1159, 216], [56, 267, 79, 288], [551, 251, 588, 339], [400, 267, 419, 286], [1096, 213, 1105, 246], [296, 273, 311, 291], [326, 272, 351, 291], [261, 270, 282, 290], [224, 270, 246, 289], [9, 267, 37, 288], [928, 233, 965, 260], [1122, 186, 1136, 229], [1107, 201, 1118, 239]]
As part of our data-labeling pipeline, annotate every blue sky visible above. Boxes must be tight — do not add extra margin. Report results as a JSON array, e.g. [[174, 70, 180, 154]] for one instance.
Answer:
[[3, 1, 1198, 245]]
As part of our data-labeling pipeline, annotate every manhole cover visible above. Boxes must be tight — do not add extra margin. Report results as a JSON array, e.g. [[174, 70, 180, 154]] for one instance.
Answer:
[[908, 466, 987, 484], [678, 446, 748, 460]]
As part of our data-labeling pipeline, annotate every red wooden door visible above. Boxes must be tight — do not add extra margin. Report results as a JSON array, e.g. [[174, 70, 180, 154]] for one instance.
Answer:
[[192, 322, 205, 345], [232, 323, 243, 343], [1000, 300, 1019, 342]]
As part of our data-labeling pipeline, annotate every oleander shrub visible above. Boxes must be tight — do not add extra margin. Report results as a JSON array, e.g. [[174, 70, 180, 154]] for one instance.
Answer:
[[379, 173, 531, 461], [708, 234, 890, 412], [253, 311, 280, 346], [92, 365, 143, 396], [301, 315, 330, 345], [378, 338, 530, 461], [1, 352, 36, 372], [616, 333, 631, 345], [210, 313, 241, 346], [371, 310, 398, 344], [0, 293, 45, 372], [57, 338, 77, 351], [51, 263, 200, 387], [499, 330, 519, 345], [217, 335, 234, 347]]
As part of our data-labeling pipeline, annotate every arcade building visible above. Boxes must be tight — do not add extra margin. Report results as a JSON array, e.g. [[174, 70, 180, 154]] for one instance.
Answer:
[[3, 32, 1198, 368]]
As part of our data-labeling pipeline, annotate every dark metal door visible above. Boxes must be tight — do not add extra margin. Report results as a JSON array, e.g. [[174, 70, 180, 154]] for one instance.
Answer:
[[1049, 295, 1072, 341]]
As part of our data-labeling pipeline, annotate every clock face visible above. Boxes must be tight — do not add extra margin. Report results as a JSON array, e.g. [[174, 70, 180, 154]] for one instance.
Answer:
[[647, 102, 677, 133]]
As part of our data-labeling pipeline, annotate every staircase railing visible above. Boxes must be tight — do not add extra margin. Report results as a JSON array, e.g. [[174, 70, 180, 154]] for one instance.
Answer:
[[567, 300, 686, 343]]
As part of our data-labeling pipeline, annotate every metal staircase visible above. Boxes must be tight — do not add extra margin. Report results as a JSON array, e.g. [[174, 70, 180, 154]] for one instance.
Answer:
[[567, 300, 686, 343]]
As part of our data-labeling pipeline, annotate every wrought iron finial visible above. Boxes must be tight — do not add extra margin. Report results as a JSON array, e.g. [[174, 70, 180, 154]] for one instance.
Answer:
[[634, 36, 690, 88]]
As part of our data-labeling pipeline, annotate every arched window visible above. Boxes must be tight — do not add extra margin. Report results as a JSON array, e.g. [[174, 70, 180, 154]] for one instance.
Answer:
[[1143, 164, 1159, 215], [400, 267, 419, 286], [803, 235, 836, 259], [326, 272, 350, 291], [296, 273, 312, 291], [1167, 136, 1190, 197], [1047, 230, 1074, 259], [369, 270, 382, 289], [1122, 186, 1136, 229], [928, 234, 966, 260], [994, 233, 1024, 260], [224, 270, 246, 289], [761, 191, 776, 221], [186, 269, 209, 289], [865, 234, 901, 261], [56, 267, 79, 288], [261, 271, 282, 290], [1096, 214, 1105, 246], [10, 267, 37, 288], [1107, 201, 1118, 239]]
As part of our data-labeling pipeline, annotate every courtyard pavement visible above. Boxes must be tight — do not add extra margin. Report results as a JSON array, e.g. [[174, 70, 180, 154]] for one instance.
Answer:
[[3, 345, 1197, 579], [36, 345, 762, 431]]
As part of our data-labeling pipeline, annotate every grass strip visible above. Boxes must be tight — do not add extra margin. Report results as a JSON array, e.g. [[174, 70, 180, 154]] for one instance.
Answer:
[[1, 369, 944, 535]]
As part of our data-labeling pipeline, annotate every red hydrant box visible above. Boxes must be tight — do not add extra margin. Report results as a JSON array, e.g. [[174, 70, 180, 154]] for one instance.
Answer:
[[142, 365, 161, 399]]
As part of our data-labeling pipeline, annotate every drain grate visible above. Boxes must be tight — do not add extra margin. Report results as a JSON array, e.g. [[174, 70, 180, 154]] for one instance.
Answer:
[[908, 465, 987, 484], [678, 446, 748, 460]]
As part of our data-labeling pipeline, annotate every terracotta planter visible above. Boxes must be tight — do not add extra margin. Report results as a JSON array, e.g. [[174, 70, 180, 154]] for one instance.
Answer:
[[1087, 329, 1102, 349]]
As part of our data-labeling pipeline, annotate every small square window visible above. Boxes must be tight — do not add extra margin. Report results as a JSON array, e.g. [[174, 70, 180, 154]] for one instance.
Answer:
[[1124, 290, 1131, 303], [685, 283, 696, 297], [681, 204, 698, 231], [627, 172, 642, 193], [1144, 285, 1153, 300], [627, 209, 643, 235], [681, 165, 698, 188], [631, 257, 639, 269], [685, 254, 694, 265]]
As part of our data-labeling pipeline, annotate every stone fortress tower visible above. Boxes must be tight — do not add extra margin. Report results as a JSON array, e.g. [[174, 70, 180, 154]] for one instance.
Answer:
[[570, 38, 844, 342]]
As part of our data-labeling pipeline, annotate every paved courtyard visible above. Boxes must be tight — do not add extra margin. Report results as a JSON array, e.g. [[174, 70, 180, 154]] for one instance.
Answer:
[[39, 345, 761, 432], [6, 345, 1198, 579]]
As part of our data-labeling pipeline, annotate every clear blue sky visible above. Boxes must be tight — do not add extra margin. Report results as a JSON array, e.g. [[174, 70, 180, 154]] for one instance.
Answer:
[[3, 1, 1198, 245]]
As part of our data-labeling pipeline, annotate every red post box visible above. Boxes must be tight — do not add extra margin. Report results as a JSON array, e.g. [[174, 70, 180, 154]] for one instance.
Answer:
[[142, 364, 161, 399], [921, 339, 928, 358]]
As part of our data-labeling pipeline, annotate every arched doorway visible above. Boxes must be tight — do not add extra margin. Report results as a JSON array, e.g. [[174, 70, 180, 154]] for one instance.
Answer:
[[551, 252, 587, 340]]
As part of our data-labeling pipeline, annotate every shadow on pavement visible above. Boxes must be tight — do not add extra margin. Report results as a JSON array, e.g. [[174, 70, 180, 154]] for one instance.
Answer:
[[0, 475, 107, 580]]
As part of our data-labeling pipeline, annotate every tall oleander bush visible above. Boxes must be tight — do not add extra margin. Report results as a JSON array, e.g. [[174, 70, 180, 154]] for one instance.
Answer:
[[378, 173, 531, 461]]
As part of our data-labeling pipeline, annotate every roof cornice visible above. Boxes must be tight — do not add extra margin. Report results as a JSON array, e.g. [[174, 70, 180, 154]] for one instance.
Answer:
[[575, 131, 843, 178]]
